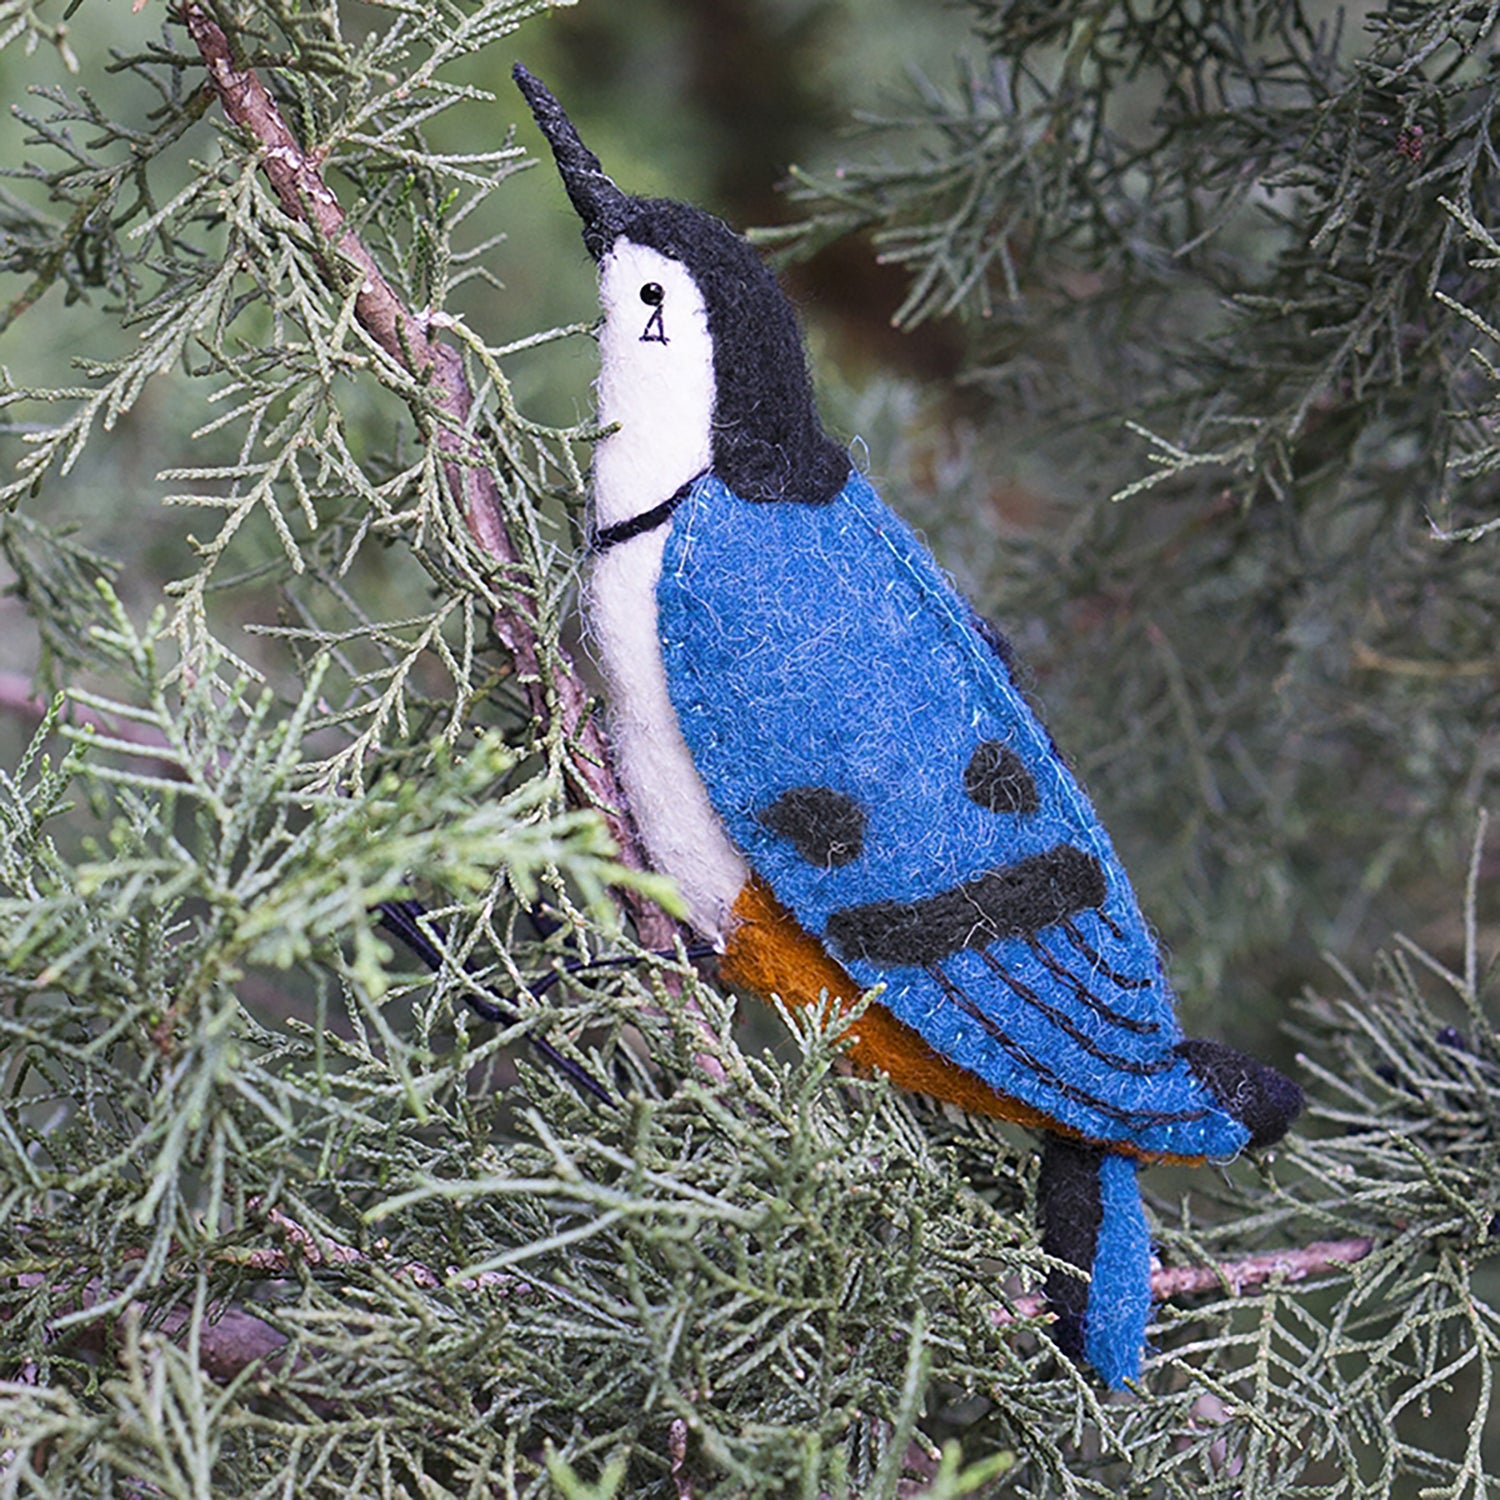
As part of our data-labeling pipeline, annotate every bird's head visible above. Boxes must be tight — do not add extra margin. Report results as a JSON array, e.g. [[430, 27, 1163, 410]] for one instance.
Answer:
[[514, 65, 849, 509]]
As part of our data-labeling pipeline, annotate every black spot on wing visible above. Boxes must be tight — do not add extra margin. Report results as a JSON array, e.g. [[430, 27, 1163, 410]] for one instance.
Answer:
[[757, 786, 867, 868], [964, 740, 1039, 815]]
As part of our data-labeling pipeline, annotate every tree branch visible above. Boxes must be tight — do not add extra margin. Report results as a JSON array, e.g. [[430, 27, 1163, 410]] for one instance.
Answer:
[[8, 1216, 1374, 1391], [992, 1236, 1376, 1326], [177, 1, 677, 950], [1146, 1235, 1375, 1300], [243, 1204, 528, 1295]]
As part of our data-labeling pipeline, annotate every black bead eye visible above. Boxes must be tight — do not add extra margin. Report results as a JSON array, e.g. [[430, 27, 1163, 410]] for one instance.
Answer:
[[640, 282, 664, 306]]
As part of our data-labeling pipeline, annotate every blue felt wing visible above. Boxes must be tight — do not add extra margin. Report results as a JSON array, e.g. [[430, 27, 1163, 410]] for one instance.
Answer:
[[657, 470, 1249, 1163]]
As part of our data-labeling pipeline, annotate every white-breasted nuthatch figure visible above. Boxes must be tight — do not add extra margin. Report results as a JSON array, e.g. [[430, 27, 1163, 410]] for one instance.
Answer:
[[515, 65, 1301, 1386]]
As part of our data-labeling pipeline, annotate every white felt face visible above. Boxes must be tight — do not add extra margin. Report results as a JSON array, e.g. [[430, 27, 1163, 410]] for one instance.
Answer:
[[592, 240, 714, 529]]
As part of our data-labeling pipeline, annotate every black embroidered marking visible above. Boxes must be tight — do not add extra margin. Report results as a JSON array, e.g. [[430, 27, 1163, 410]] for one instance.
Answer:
[[1061, 917, 1153, 992], [1018, 939, 1158, 1034], [757, 786, 866, 868], [963, 740, 1040, 815], [640, 303, 667, 343], [1177, 1039, 1303, 1149], [590, 474, 701, 553], [922, 962, 1211, 1128], [1097, 909, 1126, 943], [977, 948, 1172, 1070], [826, 845, 1107, 968], [1038, 1134, 1105, 1360]]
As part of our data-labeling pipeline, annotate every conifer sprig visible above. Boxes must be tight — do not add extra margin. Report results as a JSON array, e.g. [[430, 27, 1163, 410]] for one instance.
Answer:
[[1, 1, 1497, 1494]]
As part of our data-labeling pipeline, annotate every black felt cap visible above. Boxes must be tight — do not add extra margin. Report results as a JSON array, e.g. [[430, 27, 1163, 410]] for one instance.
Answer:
[[512, 64, 851, 507]]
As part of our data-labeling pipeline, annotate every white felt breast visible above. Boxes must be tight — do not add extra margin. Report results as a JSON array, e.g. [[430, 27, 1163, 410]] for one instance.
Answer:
[[586, 532, 749, 945], [592, 242, 715, 531]]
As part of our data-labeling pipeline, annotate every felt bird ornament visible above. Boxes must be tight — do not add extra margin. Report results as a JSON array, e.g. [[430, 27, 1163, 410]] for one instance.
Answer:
[[514, 65, 1302, 1387]]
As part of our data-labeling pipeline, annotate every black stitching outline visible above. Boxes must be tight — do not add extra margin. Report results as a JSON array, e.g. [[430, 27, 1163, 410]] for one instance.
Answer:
[[640, 303, 667, 343], [590, 472, 703, 553], [924, 962, 1210, 1128], [1061, 916, 1153, 992], [976, 948, 1173, 1073], [1022, 937, 1159, 1035]]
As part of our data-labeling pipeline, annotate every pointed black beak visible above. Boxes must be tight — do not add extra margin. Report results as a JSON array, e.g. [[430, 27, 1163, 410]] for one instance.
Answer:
[[513, 64, 632, 262]]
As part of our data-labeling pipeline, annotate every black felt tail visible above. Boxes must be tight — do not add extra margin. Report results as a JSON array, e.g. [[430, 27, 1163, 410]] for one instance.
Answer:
[[1036, 1134, 1106, 1362]]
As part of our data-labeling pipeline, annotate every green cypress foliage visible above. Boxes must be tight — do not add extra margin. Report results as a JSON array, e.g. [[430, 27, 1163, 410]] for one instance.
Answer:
[[0, 2, 1496, 1495]]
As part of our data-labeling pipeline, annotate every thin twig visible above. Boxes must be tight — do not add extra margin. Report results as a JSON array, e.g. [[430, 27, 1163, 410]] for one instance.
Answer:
[[668, 1417, 694, 1500], [990, 1234, 1376, 1326], [0, 86, 216, 338], [244, 1203, 528, 1295], [177, 1, 677, 952], [1147, 1235, 1375, 1299]]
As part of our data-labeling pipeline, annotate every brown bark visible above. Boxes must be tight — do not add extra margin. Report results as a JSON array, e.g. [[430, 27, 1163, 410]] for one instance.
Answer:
[[992, 1235, 1376, 1326]]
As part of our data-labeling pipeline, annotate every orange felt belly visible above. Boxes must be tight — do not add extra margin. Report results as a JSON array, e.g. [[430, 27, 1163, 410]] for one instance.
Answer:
[[719, 875, 1067, 1133]]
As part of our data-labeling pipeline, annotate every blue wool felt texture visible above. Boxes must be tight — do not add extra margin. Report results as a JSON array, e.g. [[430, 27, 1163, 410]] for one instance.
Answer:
[[1084, 1154, 1153, 1386], [657, 470, 1252, 1163]]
